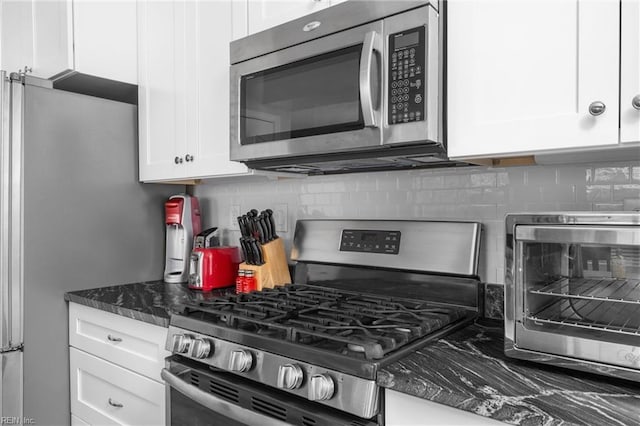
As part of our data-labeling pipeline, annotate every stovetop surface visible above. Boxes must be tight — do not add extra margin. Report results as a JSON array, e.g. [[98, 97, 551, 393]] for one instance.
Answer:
[[172, 284, 471, 365]]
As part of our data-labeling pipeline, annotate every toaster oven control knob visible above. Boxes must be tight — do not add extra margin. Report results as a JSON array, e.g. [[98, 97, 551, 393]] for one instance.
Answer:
[[276, 364, 304, 390], [309, 374, 335, 401], [189, 338, 212, 359], [171, 334, 192, 354], [229, 350, 253, 372]]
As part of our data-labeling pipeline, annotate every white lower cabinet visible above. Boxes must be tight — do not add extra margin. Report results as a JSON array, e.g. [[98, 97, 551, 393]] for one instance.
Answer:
[[71, 414, 91, 426], [385, 389, 505, 425], [70, 348, 165, 426], [68, 302, 170, 425]]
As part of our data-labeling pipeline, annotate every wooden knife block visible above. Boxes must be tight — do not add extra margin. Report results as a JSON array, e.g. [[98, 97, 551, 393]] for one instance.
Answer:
[[239, 238, 291, 291]]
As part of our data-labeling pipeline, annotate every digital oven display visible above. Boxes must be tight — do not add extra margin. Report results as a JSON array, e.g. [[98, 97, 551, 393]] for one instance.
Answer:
[[394, 32, 420, 50], [340, 230, 401, 254]]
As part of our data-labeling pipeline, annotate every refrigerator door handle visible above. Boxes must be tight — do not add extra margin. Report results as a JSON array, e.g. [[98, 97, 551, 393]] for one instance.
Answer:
[[0, 71, 12, 351], [8, 75, 24, 347]]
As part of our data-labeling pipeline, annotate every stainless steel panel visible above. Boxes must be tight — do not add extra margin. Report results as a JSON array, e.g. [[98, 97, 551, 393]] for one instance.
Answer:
[[20, 81, 175, 426], [230, 1, 433, 64], [513, 323, 640, 371], [0, 350, 23, 419], [162, 366, 290, 426], [291, 219, 481, 276], [166, 327, 380, 419], [0, 72, 10, 351], [515, 225, 640, 245], [505, 337, 640, 383], [382, 5, 440, 145], [230, 20, 384, 162]]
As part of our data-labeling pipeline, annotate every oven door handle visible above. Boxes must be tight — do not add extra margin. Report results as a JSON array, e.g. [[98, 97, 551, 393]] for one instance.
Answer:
[[161, 368, 291, 426], [359, 30, 381, 128]]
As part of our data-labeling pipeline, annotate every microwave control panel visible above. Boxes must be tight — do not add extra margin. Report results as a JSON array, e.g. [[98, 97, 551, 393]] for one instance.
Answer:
[[340, 229, 401, 254], [388, 26, 426, 125]]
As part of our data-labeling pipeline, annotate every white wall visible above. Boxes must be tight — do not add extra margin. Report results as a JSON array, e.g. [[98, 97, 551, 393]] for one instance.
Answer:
[[194, 161, 640, 285]]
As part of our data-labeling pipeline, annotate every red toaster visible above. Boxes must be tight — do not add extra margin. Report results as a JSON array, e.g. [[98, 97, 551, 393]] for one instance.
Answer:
[[188, 247, 241, 291]]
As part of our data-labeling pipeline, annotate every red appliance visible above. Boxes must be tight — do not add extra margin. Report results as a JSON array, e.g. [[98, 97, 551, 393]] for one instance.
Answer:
[[189, 247, 241, 291], [164, 194, 201, 283]]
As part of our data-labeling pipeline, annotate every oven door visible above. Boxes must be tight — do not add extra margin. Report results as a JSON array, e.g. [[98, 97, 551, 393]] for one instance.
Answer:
[[163, 356, 380, 426], [230, 20, 384, 162]]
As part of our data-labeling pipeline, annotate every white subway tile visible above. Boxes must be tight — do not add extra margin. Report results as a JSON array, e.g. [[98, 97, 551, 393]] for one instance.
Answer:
[[594, 167, 630, 183]]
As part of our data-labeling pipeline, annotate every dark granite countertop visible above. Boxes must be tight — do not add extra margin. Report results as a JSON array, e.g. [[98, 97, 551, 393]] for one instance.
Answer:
[[378, 320, 640, 425], [64, 280, 235, 327]]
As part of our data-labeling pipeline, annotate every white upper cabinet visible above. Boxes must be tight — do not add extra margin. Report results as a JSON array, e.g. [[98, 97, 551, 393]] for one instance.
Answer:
[[621, 0, 640, 144], [138, 0, 249, 182], [232, 0, 346, 40], [247, 0, 331, 35], [72, 0, 137, 84], [0, 0, 136, 84], [447, 0, 621, 159]]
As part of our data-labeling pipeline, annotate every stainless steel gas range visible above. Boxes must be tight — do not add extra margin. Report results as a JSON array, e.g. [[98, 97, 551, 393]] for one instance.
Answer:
[[162, 219, 483, 425]]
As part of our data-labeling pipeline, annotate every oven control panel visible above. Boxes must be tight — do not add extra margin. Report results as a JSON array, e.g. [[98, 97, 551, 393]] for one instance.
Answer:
[[388, 26, 426, 125], [340, 229, 401, 254]]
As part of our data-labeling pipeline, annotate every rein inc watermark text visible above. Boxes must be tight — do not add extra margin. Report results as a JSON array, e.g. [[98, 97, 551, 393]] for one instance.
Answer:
[[0, 418, 35, 425]]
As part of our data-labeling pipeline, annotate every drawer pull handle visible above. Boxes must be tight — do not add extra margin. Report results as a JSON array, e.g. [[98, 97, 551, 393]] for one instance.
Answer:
[[108, 398, 123, 408], [107, 335, 122, 342]]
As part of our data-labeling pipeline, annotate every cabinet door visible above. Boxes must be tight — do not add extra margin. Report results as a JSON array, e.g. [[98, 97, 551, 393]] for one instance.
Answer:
[[0, 0, 72, 78], [447, 0, 620, 159], [69, 303, 170, 382], [385, 390, 504, 425], [70, 348, 165, 426], [137, 0, 182, 182], [73, 0, 137, 84], [0, 0, 34, 75], [185, 0, 249, 178], [246, 0, 331, 35], [621, 0, 640, 144]]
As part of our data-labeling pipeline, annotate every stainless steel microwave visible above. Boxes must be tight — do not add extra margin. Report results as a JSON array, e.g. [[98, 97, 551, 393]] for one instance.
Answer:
[[505, 212, 640, 382], [230, 1, 460, 175]]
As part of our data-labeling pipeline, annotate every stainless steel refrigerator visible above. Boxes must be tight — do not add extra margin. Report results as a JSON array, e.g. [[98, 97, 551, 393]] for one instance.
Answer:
[[0, 71, 175, 426]]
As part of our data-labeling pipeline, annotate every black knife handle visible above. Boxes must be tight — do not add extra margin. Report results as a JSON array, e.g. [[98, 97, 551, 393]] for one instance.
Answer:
[[265, 209, 278, 239], [249, 238, 264, 265]]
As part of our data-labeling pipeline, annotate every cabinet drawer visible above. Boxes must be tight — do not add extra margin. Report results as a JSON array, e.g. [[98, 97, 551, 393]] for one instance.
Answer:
[[69, 302, 170, 382], [71, 414, 90, 426], [70, 348, 165, 426]]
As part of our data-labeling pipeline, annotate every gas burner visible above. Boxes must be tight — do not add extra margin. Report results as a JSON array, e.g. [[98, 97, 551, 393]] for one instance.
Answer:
[[175, 284, 467, 361]]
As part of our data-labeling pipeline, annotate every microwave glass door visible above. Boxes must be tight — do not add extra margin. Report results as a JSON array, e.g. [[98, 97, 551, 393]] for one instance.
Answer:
[[516, 225, 640, 346], [240, 45, 364, 145]]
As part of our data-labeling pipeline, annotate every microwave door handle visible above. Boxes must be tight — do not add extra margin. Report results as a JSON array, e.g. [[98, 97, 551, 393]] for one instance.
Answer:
[[359, 31, 379, 128]]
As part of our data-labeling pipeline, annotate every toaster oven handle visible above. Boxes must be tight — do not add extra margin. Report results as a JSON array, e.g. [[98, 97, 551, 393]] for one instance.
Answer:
[[359, 31, 380, 128]]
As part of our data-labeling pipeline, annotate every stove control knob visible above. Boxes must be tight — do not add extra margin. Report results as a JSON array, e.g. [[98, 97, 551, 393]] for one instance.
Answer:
[[277, 364, 304, 390], [189, 338, 212, 359], [309, 374, 335, 401], [229, 350, 253, 372], [171, 334, 192, 354]]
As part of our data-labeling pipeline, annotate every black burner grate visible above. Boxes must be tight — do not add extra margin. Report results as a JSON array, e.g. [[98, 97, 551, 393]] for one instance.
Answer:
[[177, 284, 466, 360]]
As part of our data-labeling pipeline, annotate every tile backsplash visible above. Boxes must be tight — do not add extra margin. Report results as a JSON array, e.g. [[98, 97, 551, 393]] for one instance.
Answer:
[[194, 161, 640, 287]]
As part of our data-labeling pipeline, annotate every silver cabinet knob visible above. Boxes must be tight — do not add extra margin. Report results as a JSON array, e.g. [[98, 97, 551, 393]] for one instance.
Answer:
[[588, 101, 606, 116], [171, 334, 192, 354], [107, 334, 122, 343], [229, 349, 253, 372], [632, 95, 640, 111], [309, 374, 335, 401], [277, 364, 304, 390], [185, 154, 194, 162], [174, 156, 184, 164], [108, 398, 123, 408], [188, 338, 212, 359]]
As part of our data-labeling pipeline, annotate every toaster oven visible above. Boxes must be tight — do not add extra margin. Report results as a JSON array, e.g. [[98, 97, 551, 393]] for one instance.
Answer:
[[505, 212, 640, 382]]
